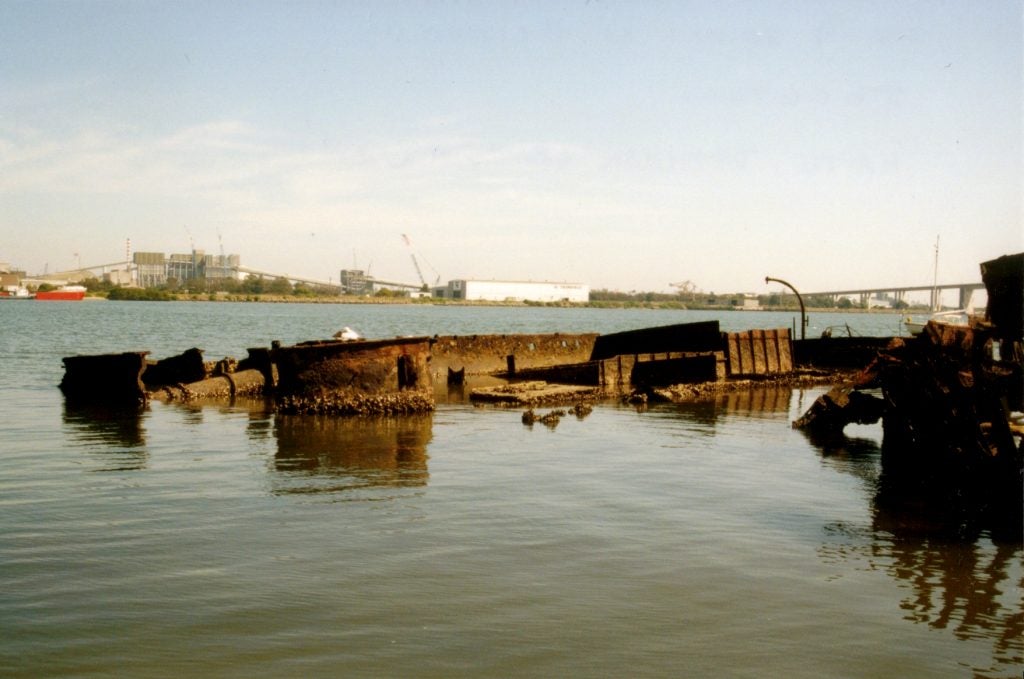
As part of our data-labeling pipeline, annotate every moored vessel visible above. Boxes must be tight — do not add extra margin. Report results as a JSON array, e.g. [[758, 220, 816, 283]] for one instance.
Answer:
[[35, 285, 86, 301], [0, 285, 35, 299]]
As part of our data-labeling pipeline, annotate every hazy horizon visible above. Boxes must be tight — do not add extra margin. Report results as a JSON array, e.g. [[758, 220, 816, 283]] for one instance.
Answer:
[[2, 1, 1021, 293]]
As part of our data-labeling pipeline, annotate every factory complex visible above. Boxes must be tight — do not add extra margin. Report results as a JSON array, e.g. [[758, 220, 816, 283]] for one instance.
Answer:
[[3, 250, 591, 304]]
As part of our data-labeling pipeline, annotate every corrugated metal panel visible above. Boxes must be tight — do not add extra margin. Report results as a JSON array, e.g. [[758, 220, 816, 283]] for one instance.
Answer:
[[726, 329, 792, 377]]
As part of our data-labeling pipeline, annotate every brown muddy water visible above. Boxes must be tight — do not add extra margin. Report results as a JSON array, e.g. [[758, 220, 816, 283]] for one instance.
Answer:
[[1, 302, 1019, 677]]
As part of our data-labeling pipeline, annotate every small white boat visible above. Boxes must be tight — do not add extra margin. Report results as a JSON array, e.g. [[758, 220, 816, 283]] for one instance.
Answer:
[[0, 285, 34, 299], [904, 309, 970, 336]]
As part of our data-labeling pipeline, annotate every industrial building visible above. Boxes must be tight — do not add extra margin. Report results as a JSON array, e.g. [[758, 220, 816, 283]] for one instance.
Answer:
[[134, 251, 241, 287], [339, 269, 373, 295], [432, 279, 589, 303], [338, 269, 589, 302], [339, 269, 424, 295]]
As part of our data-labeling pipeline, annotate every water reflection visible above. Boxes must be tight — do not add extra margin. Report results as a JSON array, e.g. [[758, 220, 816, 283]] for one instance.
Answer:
[[872, 517, 1022, 671], [271, 414, 432, 497], [62, 402, 148, 471], [809, 429, 1023, 675], [716, 386, 792, 416], [657, 385, 795, 436], [804, 430, 883, 490], [246, 411, 274, 442]]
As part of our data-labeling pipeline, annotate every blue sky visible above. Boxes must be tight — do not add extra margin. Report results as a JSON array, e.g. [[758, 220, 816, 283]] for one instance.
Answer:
[[1, 1, 1020, 295]]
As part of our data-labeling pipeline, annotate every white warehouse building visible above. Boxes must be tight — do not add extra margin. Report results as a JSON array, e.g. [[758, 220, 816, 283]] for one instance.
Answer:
[[434, 279, 589, 303]]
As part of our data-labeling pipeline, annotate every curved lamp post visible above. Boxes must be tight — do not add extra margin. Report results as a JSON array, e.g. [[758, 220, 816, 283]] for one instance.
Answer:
[[765, 276, 806, 340]]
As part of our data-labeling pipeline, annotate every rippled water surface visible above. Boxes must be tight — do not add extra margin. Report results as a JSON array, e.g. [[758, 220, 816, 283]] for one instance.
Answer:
[[1, 302, 1020, 677]]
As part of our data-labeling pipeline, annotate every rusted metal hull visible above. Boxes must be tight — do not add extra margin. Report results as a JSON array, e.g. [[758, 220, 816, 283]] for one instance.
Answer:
[[430, 333, 597, 378], [469, 323, 795, 402], [590, 321, 721, 361], [272, 337, 434, 415], [58, 322, 888, 414], [792, 336, 893, 369], [60, 352, 149, 404], [141, 347, 206, 388], [726, 329, 793, 377], [878, 324, 1021, 477], [793, 252, 1023, 503]]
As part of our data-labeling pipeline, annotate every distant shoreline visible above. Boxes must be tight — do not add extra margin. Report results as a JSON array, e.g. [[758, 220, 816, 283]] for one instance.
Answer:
[[84, 291, 925, 314]]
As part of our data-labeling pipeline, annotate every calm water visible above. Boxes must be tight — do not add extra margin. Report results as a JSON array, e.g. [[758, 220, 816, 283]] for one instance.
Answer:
[[1, 302, 1020, 678]]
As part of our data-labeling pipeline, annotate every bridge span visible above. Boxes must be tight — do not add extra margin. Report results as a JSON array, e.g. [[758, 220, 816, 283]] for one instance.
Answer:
[[795, 282, 985, 309]]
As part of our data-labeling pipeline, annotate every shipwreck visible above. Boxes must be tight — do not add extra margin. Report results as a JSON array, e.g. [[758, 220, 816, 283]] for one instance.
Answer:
[[59, 252, 1023, 507], [60, 320, 843, 413], [793, 253, 1023, 504]]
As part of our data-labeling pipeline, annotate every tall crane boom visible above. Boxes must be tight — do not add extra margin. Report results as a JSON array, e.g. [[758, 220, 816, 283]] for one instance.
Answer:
[[402, 234, 430, 289]]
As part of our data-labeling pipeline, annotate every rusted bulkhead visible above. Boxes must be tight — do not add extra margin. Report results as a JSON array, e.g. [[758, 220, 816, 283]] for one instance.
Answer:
[[471, 322, 794, 400], [141, 347, 206, 388], [590, 321, 721, 361], [594, 322, 792, 382], [505, 352, 721, 391], [60, 351, 149, 404], [791, 336, 893, 369], [430, 333, 597, 377], [273, 337, 434, 415], [725, 329, 793, 377]]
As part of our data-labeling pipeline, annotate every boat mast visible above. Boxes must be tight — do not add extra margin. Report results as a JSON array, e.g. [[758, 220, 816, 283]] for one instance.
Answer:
[[931, 235, 940, 311]]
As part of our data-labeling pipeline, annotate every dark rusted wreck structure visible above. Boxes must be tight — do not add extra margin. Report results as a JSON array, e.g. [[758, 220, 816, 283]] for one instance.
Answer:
[[60, 345, 273, 406], [60, 336, 435, 415], [59, 321, 821, 412], [68, 256, 1019, 425], [795, 253, 1023, 501], [60, 351, 151, 405], [274, 337, 433, 415], [467, 321, 798, 404]]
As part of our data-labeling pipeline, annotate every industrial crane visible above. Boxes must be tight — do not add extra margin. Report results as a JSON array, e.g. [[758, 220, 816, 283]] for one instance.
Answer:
[[401, 234, 440, 290], [670, 280, 697, 296]]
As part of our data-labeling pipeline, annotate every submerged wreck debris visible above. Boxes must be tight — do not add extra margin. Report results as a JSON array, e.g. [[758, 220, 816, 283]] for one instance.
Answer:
[[152, 368, 267, 402], [623, 391, 648, 405], [522, 403, 591, 427], [791, 385, 885, 434], [521, 408, 567, 428], [277, 391, 434, 416], [572, 403, 593, 419], [794, 252, 1023, 499], [472, 381, 601, 406]]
